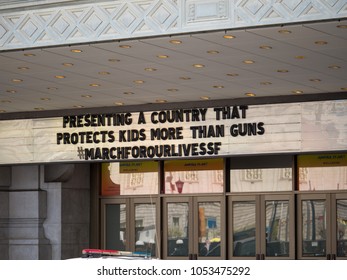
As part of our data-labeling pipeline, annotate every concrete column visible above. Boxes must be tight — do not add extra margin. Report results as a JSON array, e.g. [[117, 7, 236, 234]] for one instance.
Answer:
[[43, 163, 90, 260], [1, 163, 90, 260], [8, 165, 51, 259]]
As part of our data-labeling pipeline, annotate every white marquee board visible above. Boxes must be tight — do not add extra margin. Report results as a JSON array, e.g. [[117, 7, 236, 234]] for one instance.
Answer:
[[0, 100, 346, 164]]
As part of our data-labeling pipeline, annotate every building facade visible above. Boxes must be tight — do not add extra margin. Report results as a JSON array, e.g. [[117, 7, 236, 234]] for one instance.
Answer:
[[0, 0, 346, 260]]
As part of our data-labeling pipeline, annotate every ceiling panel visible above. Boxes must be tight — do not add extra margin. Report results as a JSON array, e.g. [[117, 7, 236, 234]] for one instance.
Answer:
[[0, 20, 346, 114]]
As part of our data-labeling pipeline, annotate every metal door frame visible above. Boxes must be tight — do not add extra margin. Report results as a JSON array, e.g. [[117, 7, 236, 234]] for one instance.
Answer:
[[228, 193, 295, 260], [162, 195, 225, 260], [297, 192, 347, 260]]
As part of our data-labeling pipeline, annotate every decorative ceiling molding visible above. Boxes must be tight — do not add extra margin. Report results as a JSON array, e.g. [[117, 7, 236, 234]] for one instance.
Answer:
[[0, 0, 346, 50]]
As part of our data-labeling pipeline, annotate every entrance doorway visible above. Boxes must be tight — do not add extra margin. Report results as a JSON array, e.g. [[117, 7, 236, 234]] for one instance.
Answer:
[[297, 193, 347, 260], [228, 194, 295, 259], [163, 196, 225, 259], [100, 197, 160, 258]]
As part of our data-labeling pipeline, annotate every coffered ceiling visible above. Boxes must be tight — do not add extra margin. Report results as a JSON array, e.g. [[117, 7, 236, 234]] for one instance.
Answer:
[[0, 19, 346, 115]]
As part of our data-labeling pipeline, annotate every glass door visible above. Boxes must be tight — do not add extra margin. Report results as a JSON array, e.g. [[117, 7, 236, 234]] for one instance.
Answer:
[[101, 198, 128, 251], [101, 197, 160, 258], [163, 196, 225, 259], [297, 193, 347, 260], [228, 194, 294, 259]]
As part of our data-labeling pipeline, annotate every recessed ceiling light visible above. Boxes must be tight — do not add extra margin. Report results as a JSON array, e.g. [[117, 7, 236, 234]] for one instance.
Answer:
[[309, 79, 321, 82], [167, 88, 179, 92], [47, 87, 58, 90], [213, 85, 224, 89], [200, 96, 211, 100], [89, 83, 100, 87], [226, 73, 239, 77], [340, 87, 347, 91], [17, 67, 29, 70], [245, 93, 256, 97], [114, 102, 124, 106], [179, 76, 191, 80], [337, 25, 347, 28], [260, 82, 272, 85], [134, 80, 145, 84], [156, 99, 167, 103], [223, 34, 235, 39], [11, 78, 23, 82], [0, 110, 6, 113], [169, 39, 182, 44], [62, 63, 74, 67], [123, 92, 134, 95], [315, 41, 328, 45], [73, 105, 84, 108], [6, 90, 17, 94], [295, 56, 305, 59], [329, 65, 341, 69], [24, 53, 35, 57], [157, 54, 169, 59], [193, 64, 205, 68], [71, 49, 82, 53], [207, 50, 219, 54], [108, 58, 120, 62], [40, 98, 51, 101], [278, 29, 292, 34], [243, 60, 255, 64], [292, 90, 303, 94], [259, 45, 272, 50], [119, 44, 131, 49], [81, 95, 92, 98], [144, 67, 157, 72], [98, 71, 110, 75], [34, 107, 45, 110], [55, 75, 66, 79], [277, 69, 289, 73]]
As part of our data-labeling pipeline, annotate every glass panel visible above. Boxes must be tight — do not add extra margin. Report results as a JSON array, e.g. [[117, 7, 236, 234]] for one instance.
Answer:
[[105, 204, 126, 250], [198, 202, 221, 257], [233, 201, 256, 257], [298, 154, 347, 191], [302, 200, 326, 257], [337, 200, 347, 257], [164, 159, 223, 194], [135, 203, 157, 257], [167, 203, 189, 256], [101, 161, 158, 196], [230, 168, 292, 192], [265, 200, 290, 257]]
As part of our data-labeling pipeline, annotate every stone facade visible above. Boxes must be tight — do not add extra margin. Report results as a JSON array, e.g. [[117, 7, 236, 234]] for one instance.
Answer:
[[0, 0, 346, 50], [0, 163, 90, 259]]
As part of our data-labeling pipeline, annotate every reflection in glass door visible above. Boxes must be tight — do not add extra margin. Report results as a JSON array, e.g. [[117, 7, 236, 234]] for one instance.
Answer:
[[337, 199, 347, 258], [232, 201, 256, 257], [298, 193, 347, 259], [229, 194, 294, 259], [163, 196, 225, 259], [133, 201, 159, 257], [167, 202, 189, 257]]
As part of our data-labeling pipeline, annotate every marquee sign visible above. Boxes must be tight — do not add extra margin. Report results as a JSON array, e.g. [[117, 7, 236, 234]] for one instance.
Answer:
[[0, 100, 346, 164]]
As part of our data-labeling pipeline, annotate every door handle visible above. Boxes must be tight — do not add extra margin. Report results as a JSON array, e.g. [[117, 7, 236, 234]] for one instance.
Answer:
[[327, 254, 337, 260], [256, 254, 265, 260]]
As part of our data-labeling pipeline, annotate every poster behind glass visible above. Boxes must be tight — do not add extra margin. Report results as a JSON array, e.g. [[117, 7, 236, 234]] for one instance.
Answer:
[[102, 161, 159, 196], [164, 158, 223, 194]]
